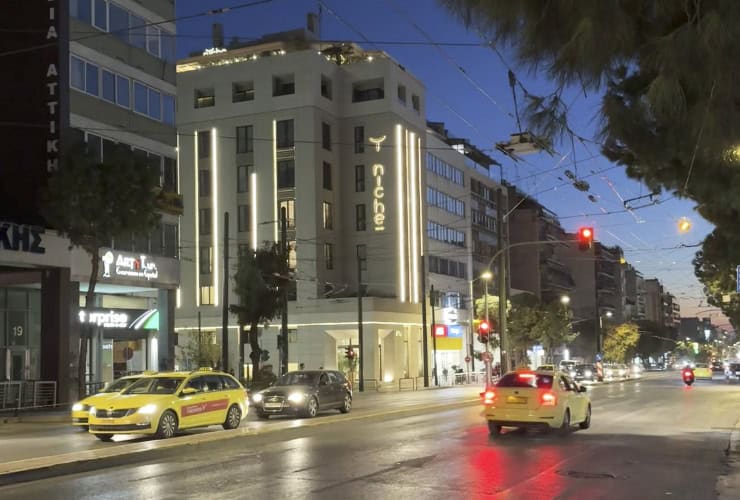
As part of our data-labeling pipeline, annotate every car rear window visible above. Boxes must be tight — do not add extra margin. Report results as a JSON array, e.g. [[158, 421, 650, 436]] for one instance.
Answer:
[[497, 373, 553, 389]]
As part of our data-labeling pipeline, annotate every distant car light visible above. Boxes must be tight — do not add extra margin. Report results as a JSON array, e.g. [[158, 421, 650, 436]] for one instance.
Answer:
[[584, 370, 592, 377]]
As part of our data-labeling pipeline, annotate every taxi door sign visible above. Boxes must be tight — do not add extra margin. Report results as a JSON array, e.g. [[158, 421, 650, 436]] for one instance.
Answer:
[[181, 399, 229, 417]]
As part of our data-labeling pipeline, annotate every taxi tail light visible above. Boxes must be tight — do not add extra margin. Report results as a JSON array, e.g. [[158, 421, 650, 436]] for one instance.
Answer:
[[540, 392, 557, 406], [480, 390, 495, 405]]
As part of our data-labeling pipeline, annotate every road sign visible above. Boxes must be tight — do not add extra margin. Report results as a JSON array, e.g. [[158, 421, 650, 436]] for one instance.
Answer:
[[465, 356, 471, 363], [737, 265, 740, 293]]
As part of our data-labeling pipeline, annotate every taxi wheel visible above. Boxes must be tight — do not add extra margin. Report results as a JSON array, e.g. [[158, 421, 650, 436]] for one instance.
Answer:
[[156, 410, 178, 439], [339, 394, 352, 414], [558, 409, 571, 436], [95, 433, 113, 442], [223, 405, 242, 430], [304, 397, 319, 418], [579, 405, 592, 429], [488, 421, 502, 436]]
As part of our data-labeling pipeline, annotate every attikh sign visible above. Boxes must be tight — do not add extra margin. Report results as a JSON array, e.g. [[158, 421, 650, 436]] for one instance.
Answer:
[[0, 222, 45, 254]]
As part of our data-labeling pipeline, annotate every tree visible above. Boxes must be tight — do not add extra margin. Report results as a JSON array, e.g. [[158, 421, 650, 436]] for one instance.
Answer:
[[632, 320, 670, 362], [506, 294, 577, 364], [693, 229, 740, 330], [180, 331, 221, 370], [230, 244, 287, 378], [42, 142, 160, 397], [603, 323, 640, 363]]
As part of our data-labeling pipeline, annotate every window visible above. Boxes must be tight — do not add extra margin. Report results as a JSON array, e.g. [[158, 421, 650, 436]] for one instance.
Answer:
[[200, 286, 215, 305], [355, 165, 365, 192], [198, 170, 210, 197], [163, 223, 178, 258], [161, 32, 176, 63], [197, 131, 210, 158], [71, 0, 93, 24], [129, 14, 147, 50], [116, 75, 130, 108], [357, 244, 367, 270], [148, 88, 161, 120], [85, 62, 99, 96], [355, 204, 366, 231], [352, 78, 384, 102], [133, 81, 147, 114], [147, 26, 161, 57], [109, 3, 128, 42], [163, 157, 177, 192], [354, 126, 364, 153], [397, 84, 407, 103], [322, 162, 332, 190], [199, 208, 211, 235], [71, 56, 85, 91], [237, 165, 249, 193], [162, 94, 175, 125], [93, 0, 108, 31], [322, 122, 331, 151], [273, 74, 295, 96], [276, 119, 294, 148], [322, 202, 333, 230], [324, 243, 334, 270], [194, 88, 215, 108], [277, 159, 295, 188], [279, 199, 295, 228], [199, 246, 212, 273], [233, 81, 254, 102], [101, 70, 115, 102], [321, 75, 332, 99], [238, 205, 249, 232], [236, 125, 253, 154], [412, 94, 421, 112]]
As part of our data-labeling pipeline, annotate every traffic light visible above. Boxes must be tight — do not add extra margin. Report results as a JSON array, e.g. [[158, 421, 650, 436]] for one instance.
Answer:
[[478, 320, 491, 343], [577, 227, 594, 251], [344, 346, 356, 360]]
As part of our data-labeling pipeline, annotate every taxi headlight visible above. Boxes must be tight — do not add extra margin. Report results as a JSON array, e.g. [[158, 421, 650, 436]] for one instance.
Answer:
[[89, 406, 96, 415], [72, 403, 84, 412], [138, 404, 158, 415], [252, 393, 263, 403], [287, 393, 305, 403]]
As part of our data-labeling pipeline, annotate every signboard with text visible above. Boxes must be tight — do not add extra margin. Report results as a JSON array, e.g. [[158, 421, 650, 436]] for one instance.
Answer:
[[96, 248, 179, 288]]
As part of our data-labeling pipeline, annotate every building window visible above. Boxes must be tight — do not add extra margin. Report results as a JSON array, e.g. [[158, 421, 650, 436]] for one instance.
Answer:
[[101, 69, 115, 102], [163, 95, 175, 125], [322, 162, 332, 190], [354, 126, 364, 154], [273, 74, 295, 96], [163, 223, 178, 258], [93, 0, 108, 31], [199, 246, 212, 274], [116, 75, 130, 108], [355, 204, 366, 231], [197, 131, 211, 158], [133, 81, 147, 114], [277, 160, 295, 189], [321, 74, 332, 99], [397, 84, 407, 103], [148, 88, 161, 120], [279, 199, 295, 228], [71, 0, 93, 23], [147, 26, 161, 58], [324, 243, 334, 270], [322, 122, 331, 151], [129, 13, 146, 50], [199, 208, 211, 235], [355, 165, 365, 192], [412, 94, 421, 112], [276, 119, 294, 148], [200, 286, 215, 305], [194, 88, 215, 108], [238, 205, 250, 232], [70, 56, 85, 91], [357, 244, 367, 270], [352, 78, 384, 102], [233, 81, 254, 102], [236, 125, 253, 153], [322, 202, 333, 230], [237, 165, 250, 193], [85, 61, 99, 96], [198, 170, 210, 197]]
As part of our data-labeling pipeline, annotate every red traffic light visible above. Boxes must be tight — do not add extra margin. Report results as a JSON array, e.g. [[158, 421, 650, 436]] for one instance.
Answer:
[[577, 227, 594, 250], [478, 320, 491, 334]]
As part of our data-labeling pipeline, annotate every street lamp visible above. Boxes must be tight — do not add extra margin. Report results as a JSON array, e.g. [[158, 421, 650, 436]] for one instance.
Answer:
[[560, 295, 571, 305], [481, 270, 493, 352]]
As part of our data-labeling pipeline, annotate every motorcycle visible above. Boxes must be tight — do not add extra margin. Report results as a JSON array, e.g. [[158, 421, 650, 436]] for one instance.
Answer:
[[682, 368, 695, 386]]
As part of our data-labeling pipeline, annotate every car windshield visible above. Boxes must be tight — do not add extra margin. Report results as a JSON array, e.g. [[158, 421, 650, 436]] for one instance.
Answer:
[[101, 378, 137, 393], [575, 364, 592, 370], [497, 372, 553, 389], [695, 363, 708, 368], [123, 377, 183, 395], [277, 372, 319, 386]]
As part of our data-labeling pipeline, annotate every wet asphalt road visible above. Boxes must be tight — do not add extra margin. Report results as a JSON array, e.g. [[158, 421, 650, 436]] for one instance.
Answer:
[[1, 372, 738, 499]]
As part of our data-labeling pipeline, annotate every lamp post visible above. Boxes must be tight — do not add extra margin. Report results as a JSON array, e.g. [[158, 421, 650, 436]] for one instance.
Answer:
[[598, 310, 613, 355], [481, 270, 493, 353]]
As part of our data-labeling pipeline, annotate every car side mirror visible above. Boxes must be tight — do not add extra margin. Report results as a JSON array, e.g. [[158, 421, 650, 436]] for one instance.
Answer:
[[180, 387, 197, 396], [578, 385, 587, 393]]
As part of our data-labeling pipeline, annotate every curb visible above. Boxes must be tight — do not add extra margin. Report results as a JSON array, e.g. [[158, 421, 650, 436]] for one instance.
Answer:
[[717, 417, 740, 499], [0, 396, 480, 487]]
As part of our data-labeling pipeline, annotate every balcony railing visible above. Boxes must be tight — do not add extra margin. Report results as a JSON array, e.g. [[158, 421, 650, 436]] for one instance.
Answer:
[[155, 189, 184, 215]]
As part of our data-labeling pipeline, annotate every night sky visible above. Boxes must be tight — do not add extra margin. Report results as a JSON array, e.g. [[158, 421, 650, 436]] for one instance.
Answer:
[[174, 0, 723, 328]]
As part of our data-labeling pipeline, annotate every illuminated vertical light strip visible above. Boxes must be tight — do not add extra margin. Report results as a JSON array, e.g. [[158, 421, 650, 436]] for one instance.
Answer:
[[272, 120, 278, 242], [417, 136, 424, 257], [250, 172, 257, 250], [211, 128, 219, 307], [176, 134, 182, 309], [405, 129, 412, 303], [194, 131, 200, 306], [409, 131, 419, 303], [395, 124, 406, 302]]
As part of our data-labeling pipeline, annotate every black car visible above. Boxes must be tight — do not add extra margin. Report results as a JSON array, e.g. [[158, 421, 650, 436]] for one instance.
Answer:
[[573, 364, 598, 382], [711, 361, 724, 372], [252, 370, 352, 418], [729, 363, 740, 378]]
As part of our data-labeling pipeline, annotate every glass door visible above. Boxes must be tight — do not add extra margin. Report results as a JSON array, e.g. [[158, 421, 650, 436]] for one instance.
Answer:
[[6, 348, 30, 380]]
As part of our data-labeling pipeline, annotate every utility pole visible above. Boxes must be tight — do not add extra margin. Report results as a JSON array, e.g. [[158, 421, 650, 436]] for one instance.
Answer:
[[430, 285, 438, 387], [280, 207, 289, 377], [496, 188, 508, 372], [421, 254, 429, 387], [197, 310, 202, 367], [221, 211, 229, 372], [357, 249, 365, 392]]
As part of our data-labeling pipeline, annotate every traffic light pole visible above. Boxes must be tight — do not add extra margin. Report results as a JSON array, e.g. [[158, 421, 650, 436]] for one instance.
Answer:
[[280, 207, 289, 377], [357, 251, 364, 392], [430, 285, 438, 387]]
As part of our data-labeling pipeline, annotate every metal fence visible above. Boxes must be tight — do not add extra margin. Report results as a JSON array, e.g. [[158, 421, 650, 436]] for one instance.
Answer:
[[0, 381, 57, 411]]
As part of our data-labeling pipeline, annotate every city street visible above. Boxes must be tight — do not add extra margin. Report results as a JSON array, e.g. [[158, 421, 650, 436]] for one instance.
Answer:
[[0, 372, 738, 499]]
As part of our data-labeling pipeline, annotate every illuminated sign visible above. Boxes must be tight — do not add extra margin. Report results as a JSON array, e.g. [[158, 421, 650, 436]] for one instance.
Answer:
[[77, 308, 159, 330], [442, 307, 459, 325], [203, 47, 227, 56], [0, 222, 45, 254], [448, 325, 464, 338], [433, 324, 448, 337], [46, 2, 60, 172], [78, 310, 129, 329], [369, 135, 387, 232], [101, 250, 159, 281]]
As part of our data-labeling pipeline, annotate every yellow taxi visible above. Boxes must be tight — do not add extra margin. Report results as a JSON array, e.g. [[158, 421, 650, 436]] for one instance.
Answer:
[[88, 369, 248, 441], [482, 370, 591, 436], [71, 374, 153, 428], [693, 363, 713, 379]]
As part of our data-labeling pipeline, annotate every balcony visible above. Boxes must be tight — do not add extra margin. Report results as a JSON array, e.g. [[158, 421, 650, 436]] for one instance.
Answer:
[[155, 190, 184, 216]]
